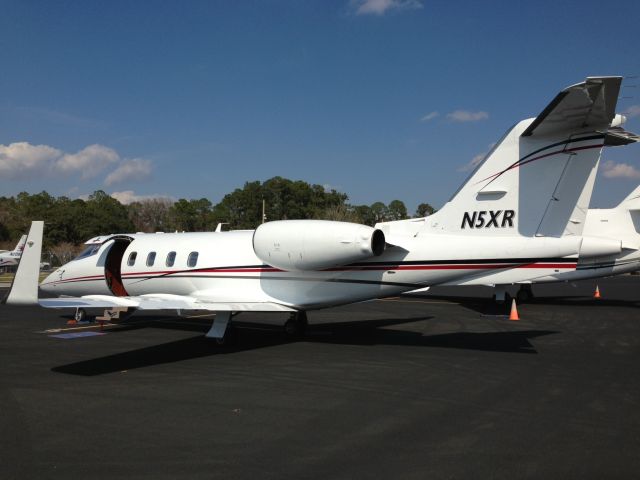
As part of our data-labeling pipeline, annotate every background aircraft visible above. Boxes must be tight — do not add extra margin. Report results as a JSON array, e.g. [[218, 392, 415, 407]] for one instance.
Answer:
[[7, 76, 638, 343], [506, 185, 640, 302], [0, 235, 27, 268]]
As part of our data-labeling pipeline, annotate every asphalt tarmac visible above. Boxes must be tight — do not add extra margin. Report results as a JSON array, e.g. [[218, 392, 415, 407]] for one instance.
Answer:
[[1, 276, 639, 479]]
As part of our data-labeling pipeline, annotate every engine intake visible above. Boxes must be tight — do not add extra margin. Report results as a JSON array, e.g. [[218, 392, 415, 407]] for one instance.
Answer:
[[253, 220, 386, 271]]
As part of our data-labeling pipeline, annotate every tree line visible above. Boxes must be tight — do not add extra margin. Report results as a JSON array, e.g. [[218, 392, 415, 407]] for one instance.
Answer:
[[0, 176, 435, 253]]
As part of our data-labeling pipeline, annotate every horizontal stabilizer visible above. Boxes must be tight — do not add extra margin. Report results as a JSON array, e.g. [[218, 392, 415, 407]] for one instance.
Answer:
[[603, 126, 640, 146], [522, 77, 621, 137]]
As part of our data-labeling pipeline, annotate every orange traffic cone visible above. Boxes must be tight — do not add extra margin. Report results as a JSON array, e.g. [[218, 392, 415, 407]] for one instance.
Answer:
[[509, 298, 520, 321], [594, 285, 601, 299], [66, 319, 78, 326]]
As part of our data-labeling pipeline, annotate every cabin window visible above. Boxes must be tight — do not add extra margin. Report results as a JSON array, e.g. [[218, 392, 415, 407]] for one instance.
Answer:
[[127, 251, 137, 266], [166, 251, 176, 267], [146, 252, 156, 267], [187, 251, 199, 268]]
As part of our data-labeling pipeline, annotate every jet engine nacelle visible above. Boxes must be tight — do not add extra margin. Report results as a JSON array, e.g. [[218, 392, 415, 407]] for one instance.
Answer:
[[253, 220, 386, 271]]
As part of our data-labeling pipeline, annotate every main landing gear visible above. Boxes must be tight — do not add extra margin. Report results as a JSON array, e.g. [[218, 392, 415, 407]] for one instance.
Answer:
[[493, 285, 535, 304], [493, 286, 511, 305], [204, 310, 308, 345], [516, 284, 535, 303], [284, 311, 308, 338], [205, 311, 238, 345]]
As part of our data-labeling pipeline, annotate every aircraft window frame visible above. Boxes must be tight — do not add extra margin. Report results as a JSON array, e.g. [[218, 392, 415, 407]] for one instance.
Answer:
[[74, 244, 101, 261], [147, 251, 156, 267], [187, 251, 199, 268], [127, 251, 137, 266], [166, 251, 176, 267]]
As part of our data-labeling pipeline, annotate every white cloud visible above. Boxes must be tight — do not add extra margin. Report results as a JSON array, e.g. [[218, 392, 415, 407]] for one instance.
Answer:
[[458, 153, 486, 172], [446, 110, 489, 122], [0, 142, 61, 178], [350, 0, 423, 16], [110, 190, 173, 205], [104, 158, 153, 186], [457, 143, 496, 172], [0, 141, 152, 186], [624, 105, 640, 118], [55, 144, 119, 179], [601, 160, 640, 179], [420, 111, 439, 122]]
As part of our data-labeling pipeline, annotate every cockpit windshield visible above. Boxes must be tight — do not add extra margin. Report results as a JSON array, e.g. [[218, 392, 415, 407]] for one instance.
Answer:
[[73, 244, 101, 261]]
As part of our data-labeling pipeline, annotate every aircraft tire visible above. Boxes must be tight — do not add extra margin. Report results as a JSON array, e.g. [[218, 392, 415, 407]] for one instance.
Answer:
[[284, 311, 307, 338], [75, 308, 87, 323], [516, 288, 533, 303], [118, 308, 136, 322]]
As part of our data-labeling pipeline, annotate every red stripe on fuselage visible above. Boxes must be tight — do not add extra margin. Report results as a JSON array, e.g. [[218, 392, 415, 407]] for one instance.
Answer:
[[47, 261, 576, 286]]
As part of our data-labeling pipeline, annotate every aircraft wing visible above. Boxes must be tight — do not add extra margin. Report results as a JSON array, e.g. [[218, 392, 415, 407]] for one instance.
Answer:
[[521, 76, 622, 137], [39, 294, 296, 312]]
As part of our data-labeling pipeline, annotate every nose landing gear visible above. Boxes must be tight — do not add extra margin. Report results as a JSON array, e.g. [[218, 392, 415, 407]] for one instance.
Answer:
[[73, 308, 89, 323]]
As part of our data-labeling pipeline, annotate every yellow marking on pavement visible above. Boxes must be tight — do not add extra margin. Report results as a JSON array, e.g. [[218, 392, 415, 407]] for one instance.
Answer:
[[41, 324, 118, 334], [41, 320, 149, 334], [186, 313, 216, 319]]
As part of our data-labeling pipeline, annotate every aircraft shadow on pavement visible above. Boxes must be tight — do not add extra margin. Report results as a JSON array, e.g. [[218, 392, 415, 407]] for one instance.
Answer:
[[51, 315, 557, 376]]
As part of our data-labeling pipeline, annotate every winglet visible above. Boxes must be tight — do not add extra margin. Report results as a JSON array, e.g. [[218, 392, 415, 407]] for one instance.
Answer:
[[4, 221, 44, 305]]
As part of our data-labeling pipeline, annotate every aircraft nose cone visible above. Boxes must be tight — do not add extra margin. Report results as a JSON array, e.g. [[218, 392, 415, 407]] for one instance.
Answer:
[[40, 270, 61, 294]]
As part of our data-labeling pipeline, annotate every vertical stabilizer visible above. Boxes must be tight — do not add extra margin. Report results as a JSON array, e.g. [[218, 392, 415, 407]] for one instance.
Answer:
[[422, 77, 623, 238], [12, 235, 27, 254], [617, 184, 640, 238], [617, 184, 640, 211], [4, 221, 44, 305]]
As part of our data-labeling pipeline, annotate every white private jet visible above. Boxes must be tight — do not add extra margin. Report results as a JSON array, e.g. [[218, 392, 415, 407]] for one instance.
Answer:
[[573, 185, 640, 280], [0, 235, 27, 268], [6, 76, 638, 342]]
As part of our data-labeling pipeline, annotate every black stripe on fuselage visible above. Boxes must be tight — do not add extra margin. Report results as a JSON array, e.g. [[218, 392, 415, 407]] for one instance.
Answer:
[[576, 259, 640, 271], [346, 257, 576, 267]]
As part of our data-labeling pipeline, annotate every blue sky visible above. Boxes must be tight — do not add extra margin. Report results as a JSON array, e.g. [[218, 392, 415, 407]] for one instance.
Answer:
[[1, 0, 639, 212]]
